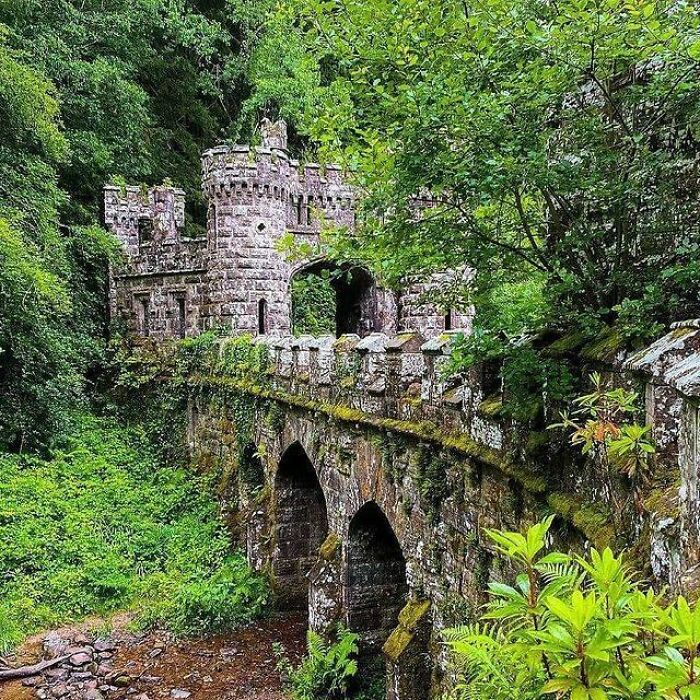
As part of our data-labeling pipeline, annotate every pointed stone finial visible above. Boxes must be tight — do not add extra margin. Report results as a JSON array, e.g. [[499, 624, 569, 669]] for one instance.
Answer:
[[260, 118, 288, 151]]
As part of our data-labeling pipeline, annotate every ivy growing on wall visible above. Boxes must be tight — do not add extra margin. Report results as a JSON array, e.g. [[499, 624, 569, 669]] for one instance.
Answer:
[[414, 445, 452, 523]]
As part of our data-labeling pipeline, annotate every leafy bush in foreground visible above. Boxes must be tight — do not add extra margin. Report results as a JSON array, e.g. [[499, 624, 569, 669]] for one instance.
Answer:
[[0, 414, 268, 650], [446, 517, 700, 700]]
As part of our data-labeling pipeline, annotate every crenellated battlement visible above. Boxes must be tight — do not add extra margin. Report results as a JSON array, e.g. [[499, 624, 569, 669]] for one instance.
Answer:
[[201, 145, 296, 201], [200, 129, 354, 235], [218, 329, 506, 457], [104, 184, 186, 252]]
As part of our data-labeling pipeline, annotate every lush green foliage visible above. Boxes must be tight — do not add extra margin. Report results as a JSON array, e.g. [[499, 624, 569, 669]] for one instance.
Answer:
[[0, 0, 317, 450], [552, 373, 655, 536], [276, 628, 362, 700], [274, 0, 700, 366], [446, 516, 700, 700], [0, 413, 268, 651], [0, 38, 112, 450], [554, 373, 655, 483], [292, 270, 337, 336]]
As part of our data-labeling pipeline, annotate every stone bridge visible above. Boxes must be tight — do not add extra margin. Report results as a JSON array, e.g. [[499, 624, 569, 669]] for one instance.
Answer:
[[105, 119, 700, 699], [182, 323, 700, 699]]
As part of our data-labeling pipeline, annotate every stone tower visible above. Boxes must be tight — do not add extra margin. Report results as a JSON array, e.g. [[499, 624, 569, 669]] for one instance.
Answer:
[[201, 120, 295, 334]]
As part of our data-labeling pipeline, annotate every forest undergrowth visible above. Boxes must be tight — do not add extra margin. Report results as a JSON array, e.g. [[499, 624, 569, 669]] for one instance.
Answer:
[[0, 413, 268, 652]]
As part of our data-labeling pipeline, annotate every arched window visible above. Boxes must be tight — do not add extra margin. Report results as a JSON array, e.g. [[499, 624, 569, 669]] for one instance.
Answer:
[[258, 298, 268, 335]]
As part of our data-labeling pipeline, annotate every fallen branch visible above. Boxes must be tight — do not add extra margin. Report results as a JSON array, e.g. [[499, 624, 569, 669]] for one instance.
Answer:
[[0, 654, 71, 682]]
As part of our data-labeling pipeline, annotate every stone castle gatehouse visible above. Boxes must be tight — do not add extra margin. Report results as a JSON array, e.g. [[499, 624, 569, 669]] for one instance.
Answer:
[[104, 119, 472, 342]]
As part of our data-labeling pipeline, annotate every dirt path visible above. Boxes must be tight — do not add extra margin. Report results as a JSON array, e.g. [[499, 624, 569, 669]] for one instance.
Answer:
[[0, 613, 307, 700]]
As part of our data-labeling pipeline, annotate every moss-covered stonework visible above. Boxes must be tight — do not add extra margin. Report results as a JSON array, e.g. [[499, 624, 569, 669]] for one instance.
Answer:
[[146, 320, 700, 699], [384, 600, 431, 662], [186, 379, 580, 699]]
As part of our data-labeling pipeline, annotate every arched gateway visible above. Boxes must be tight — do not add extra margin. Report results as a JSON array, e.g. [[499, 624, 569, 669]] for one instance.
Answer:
[[346, 501, 408, 653], [272, 441, 329, 609]]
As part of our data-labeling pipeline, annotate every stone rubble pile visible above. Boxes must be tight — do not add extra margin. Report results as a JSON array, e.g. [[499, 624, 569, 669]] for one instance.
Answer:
[[13, 630, 169, 700]]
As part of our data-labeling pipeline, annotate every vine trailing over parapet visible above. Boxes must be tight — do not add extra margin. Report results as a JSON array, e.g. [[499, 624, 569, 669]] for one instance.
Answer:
[[114, 330, 659, 553], [414, 445, 452, 523]]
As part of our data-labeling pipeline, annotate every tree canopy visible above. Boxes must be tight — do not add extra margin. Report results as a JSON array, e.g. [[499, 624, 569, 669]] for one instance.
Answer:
[[281, 0, 700, 345], [2, 0, 700, 446], [0, 0, 311, 448]]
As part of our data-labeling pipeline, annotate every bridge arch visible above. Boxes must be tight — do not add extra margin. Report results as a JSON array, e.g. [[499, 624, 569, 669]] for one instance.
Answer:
[[345, 501, 408, 655], [289, 257, 380, 338], [272, 440, 329, 609]]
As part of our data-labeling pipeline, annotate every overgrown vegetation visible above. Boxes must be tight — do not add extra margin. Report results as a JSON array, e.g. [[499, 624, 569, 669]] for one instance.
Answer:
[[276, 628, 359, 700], [292, 270, 337, 336], [554, 372, 655, 527], [0, 0, 319, 450], [0, 413, 268, 651], [262, 0, 700, 413], [4, 0, 699, 442], [276, 628, 384, 700], [3, 0, 700, 691], [446, 516, 700, 700]]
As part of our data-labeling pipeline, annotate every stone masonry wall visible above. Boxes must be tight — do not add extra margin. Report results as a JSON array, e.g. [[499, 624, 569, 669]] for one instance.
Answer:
[[187, 390, 547, 699], [183, 330, 586, 700], [104, 185, 208, 337], [179, 320, 700, 698]]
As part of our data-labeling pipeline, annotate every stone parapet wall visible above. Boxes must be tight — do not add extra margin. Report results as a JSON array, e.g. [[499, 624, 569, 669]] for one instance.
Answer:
[[177, 320, 700, 699], [186, 366, 550, 700], [625, 320, 700, 591], [104, 184, 186, 249], [256, 330, 506, 454]]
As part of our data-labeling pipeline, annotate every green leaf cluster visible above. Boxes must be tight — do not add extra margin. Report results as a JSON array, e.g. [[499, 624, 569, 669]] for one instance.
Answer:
[[292, 269, 337, 336], [446, 516, 700, 700], [279, 0, 700, 348], [0, 413, 268, 650], [276, 627, 364, 700]]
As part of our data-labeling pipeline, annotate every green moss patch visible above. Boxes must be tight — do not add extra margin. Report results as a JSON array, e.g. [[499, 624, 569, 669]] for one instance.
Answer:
[[319, 532, 341, 560], [547, 492, 615, 549], [581, 327, 624, 362], [383, 599, 431, 662], [478, 394, 504, 417]]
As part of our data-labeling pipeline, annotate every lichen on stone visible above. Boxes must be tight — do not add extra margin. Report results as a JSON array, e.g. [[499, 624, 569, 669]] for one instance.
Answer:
[[383, 599, 431, 663]]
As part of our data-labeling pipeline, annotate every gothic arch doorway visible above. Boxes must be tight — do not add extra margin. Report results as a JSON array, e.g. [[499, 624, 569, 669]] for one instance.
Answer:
[[273, 441, 329, 609]]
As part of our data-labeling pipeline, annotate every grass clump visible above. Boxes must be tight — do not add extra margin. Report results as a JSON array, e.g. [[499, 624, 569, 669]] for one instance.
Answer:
[[0, 413, 268, 651]]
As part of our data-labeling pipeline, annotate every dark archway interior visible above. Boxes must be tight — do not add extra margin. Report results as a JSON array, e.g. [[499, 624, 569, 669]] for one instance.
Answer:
[[291, 262, 379, 338], [346, 501, 408, 653], [334, 266, 376, 337], [239, 442, 265, 489], [274, 442, 329, 609]]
